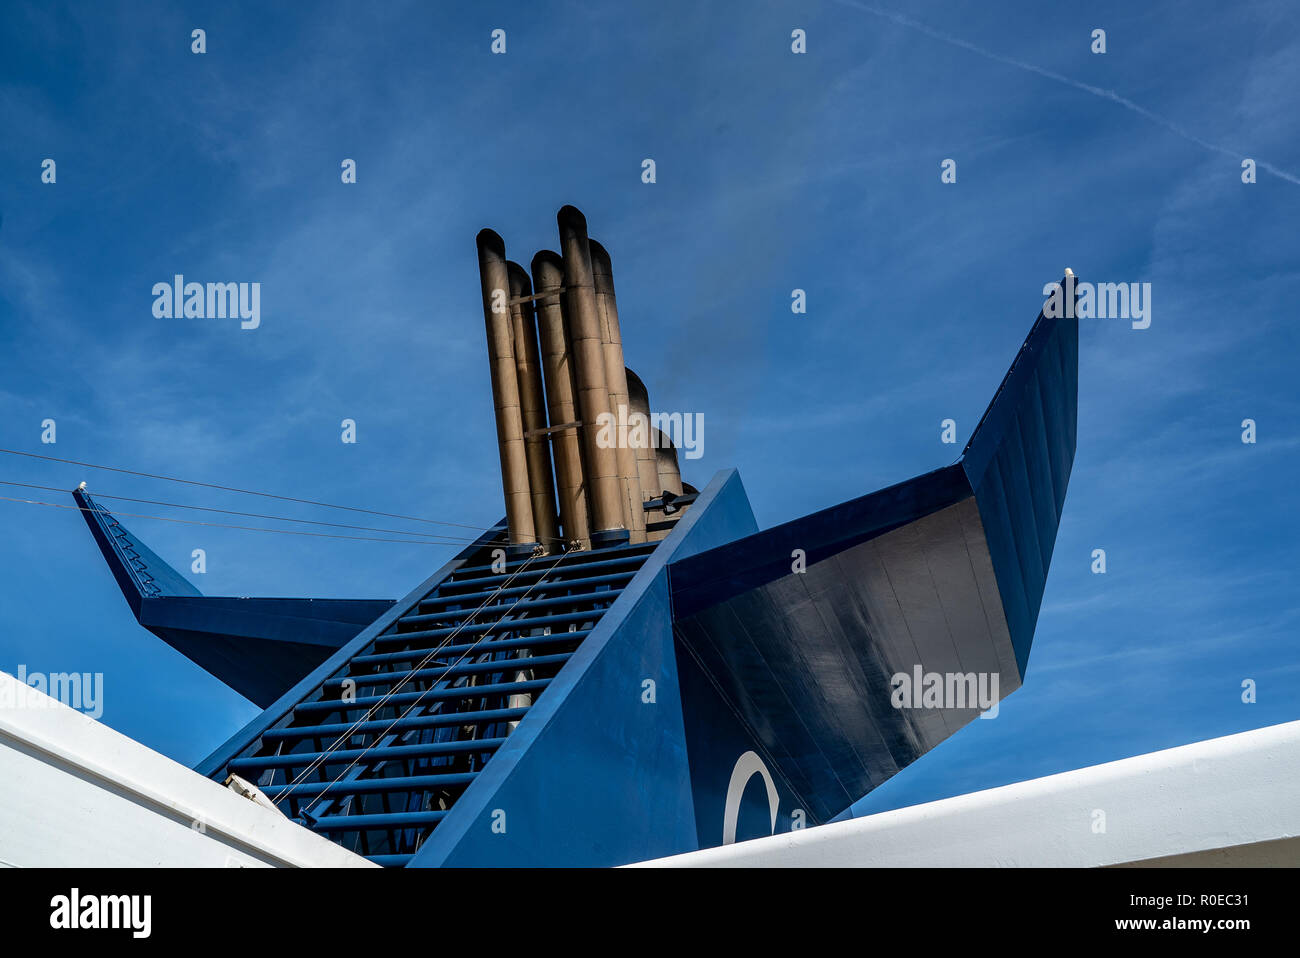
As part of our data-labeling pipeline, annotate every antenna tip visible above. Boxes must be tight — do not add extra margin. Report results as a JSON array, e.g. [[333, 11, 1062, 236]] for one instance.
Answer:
[[1063, 267, 1075, 277]]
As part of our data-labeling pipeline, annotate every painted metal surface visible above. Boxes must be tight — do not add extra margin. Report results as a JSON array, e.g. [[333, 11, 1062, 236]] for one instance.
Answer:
[[507, 259, 560, 550], [203, 522, 663, 865], [68, 294, 1077, 867], [411, 469, 760, 867], [634, 719, 1300, 868], [667, 309, 1078, 824], [0, 671, 375, 868], [557, 206, 626, 543], [73, 488, 394, 707], [476, 229, 538, 551], [673, 493, 1018, 830], [590, 239, 645, 543], [961, 302, 1079, 675], [531, 250, 592, 550]]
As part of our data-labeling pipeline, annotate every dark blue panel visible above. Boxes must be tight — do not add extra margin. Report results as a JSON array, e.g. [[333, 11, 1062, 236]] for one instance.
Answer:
[[146, 627, 350, 707], [671, 464, 972, 621], [142, 596, 392, 647], [969, 459, 1032, 675], [675, 639, 809, 847], [664, 305, 1078, 823], [671, 494, 1016, 823], [141, 597, 396, 706], [171, 291, 1077, 861], [195, 521, 507, 778], [961, 304, 1079, 676], [73, 488, 395, 707], [410, 469, 760, 867], [74, 488, 200, 612]]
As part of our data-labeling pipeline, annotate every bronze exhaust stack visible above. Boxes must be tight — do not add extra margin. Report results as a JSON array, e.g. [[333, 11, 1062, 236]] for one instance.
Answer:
[[557, 206, 626, 547], [590, 240, 645, 544], [654, 427, 683, 496], [531, 250, 592, 551], [649, 426, 684, 541], [624, 368, 661, 503], [475, 229, 536, 552], [507, 262, 560, 554]]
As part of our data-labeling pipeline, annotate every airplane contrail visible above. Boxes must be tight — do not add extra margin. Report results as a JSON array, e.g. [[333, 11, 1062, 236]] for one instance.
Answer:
[[829, 0, 1300, 186]]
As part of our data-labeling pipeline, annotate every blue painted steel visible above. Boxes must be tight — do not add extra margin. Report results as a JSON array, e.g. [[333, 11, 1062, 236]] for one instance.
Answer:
[[257, 707, 530, 743], [321, 653, 573, 689], [196, 520, 509, 779], [99, 293, 1076, 866], [409, 469, 760, 867], [286, 678, 552, 714], [674, 639, 810, 846], [72, 489, 395, 706], [664, 308, 1078, 824], [201, 520, 666, 865], [74, 487, 201, 608], [961, 304, 1079, 676], [314, 811, 447, 830], [348, 629, 593, 666], [670, 464, 971, 621], [227, 738, 505, 770], [416, 571, 633, 608], [376, 609, 609, 643]]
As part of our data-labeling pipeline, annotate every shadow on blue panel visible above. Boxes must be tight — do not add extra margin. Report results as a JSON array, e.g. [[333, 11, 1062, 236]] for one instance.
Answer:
[[72, 488, 395, 707], [668, 302, 1078, 825]]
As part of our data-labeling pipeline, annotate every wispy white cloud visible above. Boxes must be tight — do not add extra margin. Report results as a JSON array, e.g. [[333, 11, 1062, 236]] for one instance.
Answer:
[[829, 0, 1300, 185]]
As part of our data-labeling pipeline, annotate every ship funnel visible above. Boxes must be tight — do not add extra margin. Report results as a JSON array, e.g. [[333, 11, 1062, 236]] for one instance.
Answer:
[[531, 250, 592, 550], [654, 427, 683, 497], [476, 229, 536, 552], [507, 261, 559, 553], [477, 209, 678, 550], [590, 240, 645, 544], [557, 206, 627, 547], [624, 368, 660, 506], [648, 427, 684, 541]]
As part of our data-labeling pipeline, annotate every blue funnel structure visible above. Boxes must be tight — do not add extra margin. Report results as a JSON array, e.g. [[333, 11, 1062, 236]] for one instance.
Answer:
[[669, 300, 1078, 828], [80, 281, 1077, 866], [73, 488, 395, 707]]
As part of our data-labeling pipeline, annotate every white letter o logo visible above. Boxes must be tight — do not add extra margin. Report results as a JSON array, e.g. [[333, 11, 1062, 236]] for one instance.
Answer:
[[722, 750, 779, 845]]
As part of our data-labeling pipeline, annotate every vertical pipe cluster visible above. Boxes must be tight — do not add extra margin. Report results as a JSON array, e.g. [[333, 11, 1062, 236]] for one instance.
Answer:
[[625, 369, 661, 504], [507, 262, 559, 551], [557, 207, 627, 548], [590, 241, 645, 544], [475, 230, 537, 553], [531, 251, 591, 551], [477, 206, 686, 551]]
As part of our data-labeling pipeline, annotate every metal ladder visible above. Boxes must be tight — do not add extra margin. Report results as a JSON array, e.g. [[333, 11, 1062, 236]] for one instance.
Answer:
[[214, 536, 658, 866]]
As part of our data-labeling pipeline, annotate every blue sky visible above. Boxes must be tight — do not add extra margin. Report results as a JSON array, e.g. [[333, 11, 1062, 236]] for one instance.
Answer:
[[1, 0, 1297, 818]]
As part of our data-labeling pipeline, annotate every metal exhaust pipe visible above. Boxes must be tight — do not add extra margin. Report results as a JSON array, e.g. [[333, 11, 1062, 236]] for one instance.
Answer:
[[507, 261, 560, 554], [624, 368, 661, 504], [590, 240, 645, 544], [654, 427, 683, 497], [556, 206, 626, 548], [476, 229, 536, 552], [649, 426, 684, 541], [531, 250, 592, 551]]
